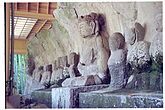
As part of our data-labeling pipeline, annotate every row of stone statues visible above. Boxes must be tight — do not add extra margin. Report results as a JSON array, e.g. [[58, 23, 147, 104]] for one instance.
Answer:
[[26, 12, 162, 95]]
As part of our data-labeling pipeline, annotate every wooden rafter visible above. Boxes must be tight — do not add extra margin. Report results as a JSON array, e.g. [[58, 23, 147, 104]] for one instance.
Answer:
[[13, 11, 55, 20], [46, 24, 52, 30], [13, 2, 57, 40], [36, 20, 47, 33]]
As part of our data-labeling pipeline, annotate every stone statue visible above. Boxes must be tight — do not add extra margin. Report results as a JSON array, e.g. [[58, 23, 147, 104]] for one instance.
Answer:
[[126, 22, 150, 71], [67, 52, 80, 77], [32, 66, 44, 82], [50, 56, 71, 87], [40, 64, 52, 87], [108, 32, 126, 90], [62, 12, 110, 87], [125, 22, 151, 89], [50, 61, 63, 86]]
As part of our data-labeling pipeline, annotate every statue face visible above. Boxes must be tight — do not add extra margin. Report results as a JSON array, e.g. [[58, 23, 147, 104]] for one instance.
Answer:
[[78, 13, 99, 38], [78, 20, 94, 37], [68, 52, 79, 66]]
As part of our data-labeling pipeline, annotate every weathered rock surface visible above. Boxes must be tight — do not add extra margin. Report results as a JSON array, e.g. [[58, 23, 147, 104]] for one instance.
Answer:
[[27, 2, 162, 67], [79, 89, 163, 108], [52, 84, 109, 108]]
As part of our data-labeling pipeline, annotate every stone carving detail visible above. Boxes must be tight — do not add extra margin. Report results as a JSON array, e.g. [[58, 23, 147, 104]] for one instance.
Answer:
[[78, 12, 100, 38], [108, 32, 126, 89]]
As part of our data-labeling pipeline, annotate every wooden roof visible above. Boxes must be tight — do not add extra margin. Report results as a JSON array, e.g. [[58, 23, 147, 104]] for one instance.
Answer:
[[10, 2, 57, 40]]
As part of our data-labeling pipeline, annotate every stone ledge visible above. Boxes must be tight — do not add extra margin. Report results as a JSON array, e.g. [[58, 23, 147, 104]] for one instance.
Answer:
[[79, 89, 163, 108], [31, 88, 52, 108], [52, 84, 109, 108]]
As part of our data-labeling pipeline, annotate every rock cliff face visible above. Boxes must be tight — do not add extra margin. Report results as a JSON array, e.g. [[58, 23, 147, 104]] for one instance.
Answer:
[[27, 2, 162, 69]]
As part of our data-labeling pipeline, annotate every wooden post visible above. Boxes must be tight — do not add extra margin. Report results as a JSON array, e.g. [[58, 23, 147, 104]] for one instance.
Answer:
[[5, 3, 10, 81]]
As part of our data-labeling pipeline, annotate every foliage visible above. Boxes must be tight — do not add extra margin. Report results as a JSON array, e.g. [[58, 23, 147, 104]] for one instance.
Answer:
[[14, 54, 27, 94]]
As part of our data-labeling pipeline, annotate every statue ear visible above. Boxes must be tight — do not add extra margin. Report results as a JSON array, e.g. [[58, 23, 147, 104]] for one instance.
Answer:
[[90, 21, 96, 35]]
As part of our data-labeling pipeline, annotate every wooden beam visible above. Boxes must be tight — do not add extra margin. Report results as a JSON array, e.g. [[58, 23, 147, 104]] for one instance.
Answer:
[[26, 19, 38, 39], [44, 24, 52, 30], [11, 39, 28, 54], [13, 11, 55, 20], [36, 20, 47, 33]]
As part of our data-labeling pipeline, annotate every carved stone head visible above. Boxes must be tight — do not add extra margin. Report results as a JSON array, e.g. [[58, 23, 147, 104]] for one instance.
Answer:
[[68, 52, 79, 66], [38, 66, 44, 71], [109, 32, 125, 51], [78, 12, 99, 38], [58, 56, 68, 67], [46, 64, 52, 72]]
